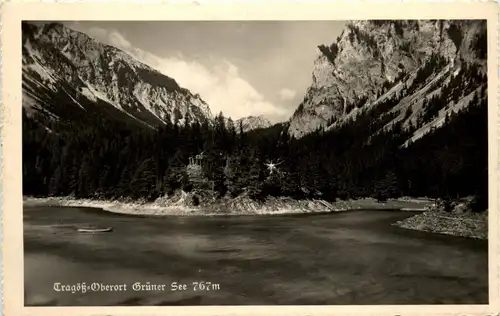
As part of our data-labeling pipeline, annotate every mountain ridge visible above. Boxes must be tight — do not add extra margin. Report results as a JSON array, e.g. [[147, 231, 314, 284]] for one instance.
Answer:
[[22, 21, 213, 129]]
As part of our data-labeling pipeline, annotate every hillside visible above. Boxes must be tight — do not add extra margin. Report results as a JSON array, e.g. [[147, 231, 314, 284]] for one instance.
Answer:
[[22, 22, 213, 129]]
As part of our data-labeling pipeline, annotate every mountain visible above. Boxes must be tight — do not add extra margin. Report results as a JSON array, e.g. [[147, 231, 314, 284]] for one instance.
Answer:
[[288, 20, 487, 142], [234, 115, 272, 133], [21, 20, 488, 212], [22, 22, 212, 129]]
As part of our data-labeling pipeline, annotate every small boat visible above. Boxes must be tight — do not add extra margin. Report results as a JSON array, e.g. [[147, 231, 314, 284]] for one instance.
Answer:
[[77, 227, 113, 233]]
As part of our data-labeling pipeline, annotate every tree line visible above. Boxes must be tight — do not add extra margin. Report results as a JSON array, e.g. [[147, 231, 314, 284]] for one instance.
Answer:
[[23, 88, 487, 213]]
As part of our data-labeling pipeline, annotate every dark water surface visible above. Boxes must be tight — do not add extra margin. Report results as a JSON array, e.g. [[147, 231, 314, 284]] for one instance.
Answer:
[[23, 205, 488, 306]]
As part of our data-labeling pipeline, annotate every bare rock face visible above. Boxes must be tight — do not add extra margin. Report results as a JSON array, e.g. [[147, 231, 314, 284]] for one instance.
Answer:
[[22, 22, 212, 128], [234, 115, 272, 133], [289, 20, 487, 138]]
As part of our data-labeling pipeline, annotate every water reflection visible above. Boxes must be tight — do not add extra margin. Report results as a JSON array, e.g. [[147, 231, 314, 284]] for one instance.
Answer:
[[24, 205, 488, 305]]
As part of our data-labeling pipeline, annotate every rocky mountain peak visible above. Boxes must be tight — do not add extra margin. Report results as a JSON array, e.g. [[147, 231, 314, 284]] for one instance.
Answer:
[[237, 115, 272, 132], [289, 20, 487, 139]]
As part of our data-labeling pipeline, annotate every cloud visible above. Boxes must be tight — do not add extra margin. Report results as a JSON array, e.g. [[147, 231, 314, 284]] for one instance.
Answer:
[[278, 88, 297, 101], [84, 27, 286, 122], [88, 27, 131, 49], [87, 27, 108, 40], [108, 32, 132, 49]]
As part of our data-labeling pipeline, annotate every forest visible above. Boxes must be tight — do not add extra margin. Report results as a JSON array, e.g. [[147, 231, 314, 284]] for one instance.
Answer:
[[22, 80, 488, 212]]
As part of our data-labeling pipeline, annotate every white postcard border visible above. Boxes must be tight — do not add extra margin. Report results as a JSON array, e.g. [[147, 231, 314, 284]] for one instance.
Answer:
[[2, 1, 499, 315]]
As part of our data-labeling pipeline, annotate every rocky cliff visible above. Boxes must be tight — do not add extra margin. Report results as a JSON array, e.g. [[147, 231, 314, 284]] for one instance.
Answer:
[[22, 22, 213, 128], [289, 20, 487, 142]]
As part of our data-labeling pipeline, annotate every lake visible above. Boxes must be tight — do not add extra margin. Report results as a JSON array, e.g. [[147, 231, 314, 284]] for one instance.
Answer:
[[23, 205, 488, 306]]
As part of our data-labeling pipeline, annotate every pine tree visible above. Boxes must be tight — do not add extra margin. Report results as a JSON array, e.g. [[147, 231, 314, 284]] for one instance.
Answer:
[[224, 154, 244, 197], [48, 166, 63, 196], [246, 151, 264, 200], [130, 158, 156, 199]]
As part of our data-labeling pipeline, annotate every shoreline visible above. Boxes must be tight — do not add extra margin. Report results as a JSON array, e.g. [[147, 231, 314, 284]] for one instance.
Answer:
[[23, 195, 487, 239], [23, 195, 488, 240], [23, 195, 431, 217]]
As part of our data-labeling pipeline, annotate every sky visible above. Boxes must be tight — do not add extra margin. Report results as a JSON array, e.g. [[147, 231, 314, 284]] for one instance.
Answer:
[[65, 21, 346, 123]]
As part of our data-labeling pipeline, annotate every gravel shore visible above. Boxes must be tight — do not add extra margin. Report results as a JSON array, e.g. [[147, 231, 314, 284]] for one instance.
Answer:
[[392, 201, 488, 240]]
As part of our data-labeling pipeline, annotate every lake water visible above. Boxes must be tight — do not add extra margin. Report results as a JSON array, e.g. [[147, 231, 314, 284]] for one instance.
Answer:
[[23, 205, 488, 306]]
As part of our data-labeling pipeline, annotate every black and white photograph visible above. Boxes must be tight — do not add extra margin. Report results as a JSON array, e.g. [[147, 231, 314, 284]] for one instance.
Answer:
[[3, 3, 496, 311]]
